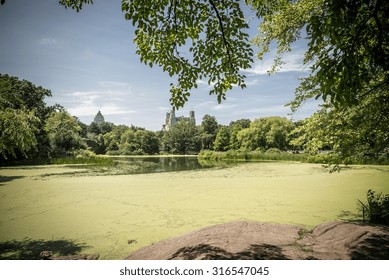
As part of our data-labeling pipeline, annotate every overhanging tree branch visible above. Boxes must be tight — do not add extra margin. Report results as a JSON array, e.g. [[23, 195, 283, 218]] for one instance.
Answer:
[[208, 0, 233, 71]]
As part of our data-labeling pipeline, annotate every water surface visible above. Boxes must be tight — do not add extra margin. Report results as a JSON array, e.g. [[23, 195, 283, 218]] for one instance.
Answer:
[[109, 156, 207, 173], [1, 162, 388, 259]]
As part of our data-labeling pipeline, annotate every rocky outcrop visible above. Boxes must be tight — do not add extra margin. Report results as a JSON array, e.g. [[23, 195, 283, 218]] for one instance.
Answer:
[[125, 221, 389, 260]]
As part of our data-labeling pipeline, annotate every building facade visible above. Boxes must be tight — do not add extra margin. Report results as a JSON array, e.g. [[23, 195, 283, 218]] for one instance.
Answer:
[[162, 109, 195, 131]]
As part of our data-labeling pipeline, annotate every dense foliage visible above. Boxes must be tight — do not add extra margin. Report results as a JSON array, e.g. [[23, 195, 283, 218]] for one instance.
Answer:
[[0, 108, 39, 159], [62, 0, 389, 111], [358, 189, 389, 225], [291, 86, 389, 165], [44, 110, 84, 156], [1, 74, 388, 167], [162, 120, 201, 154], [3, 0, 385, 111], [0, 74, 55, 160], [250, 0, 388, 110]]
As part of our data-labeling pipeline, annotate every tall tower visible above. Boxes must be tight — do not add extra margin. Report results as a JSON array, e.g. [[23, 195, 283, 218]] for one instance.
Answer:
[[169, 109, 176, 127], [165, 112, 171, 127], [93, 111, 105, 123], [189, 111, 196, 125]]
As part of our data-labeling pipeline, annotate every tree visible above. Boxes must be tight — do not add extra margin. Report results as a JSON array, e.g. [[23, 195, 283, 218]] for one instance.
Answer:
[[104, 124, 130, 152], [0, 74, 57, 160], [237, 117, 294, 151], [2, 1, 385, 110], [249, 0, 388, 110], [229, 119, 251, 150], [119, 129, 137, 154], [162, 120, 201, 154], [200, 114, 219, 150], [134, 130, 160, 155], [0, 74, 52, 119], [214, 126, 230, 151], [88, 121, 115, 135], [44, 110, 84, 156], [291, 86, 389, 164], [118, 128, 159, 155], [1, 0, 253, 108], [85, 132, 106, 154], [0, 108, 39, 160]]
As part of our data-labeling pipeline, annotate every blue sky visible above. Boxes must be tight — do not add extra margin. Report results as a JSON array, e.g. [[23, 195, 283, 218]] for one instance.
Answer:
[[0, 0, 319, 131]]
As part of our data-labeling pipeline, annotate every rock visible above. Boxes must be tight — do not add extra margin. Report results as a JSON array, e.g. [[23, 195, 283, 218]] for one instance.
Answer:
[[125, 221, 389, 260]]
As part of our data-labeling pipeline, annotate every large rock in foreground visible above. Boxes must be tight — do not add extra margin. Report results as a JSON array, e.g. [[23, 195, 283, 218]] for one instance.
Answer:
[[125, 221, 389, 260]]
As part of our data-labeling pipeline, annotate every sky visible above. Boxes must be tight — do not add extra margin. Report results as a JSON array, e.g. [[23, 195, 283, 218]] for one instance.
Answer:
[[0, 0, 320, 131]]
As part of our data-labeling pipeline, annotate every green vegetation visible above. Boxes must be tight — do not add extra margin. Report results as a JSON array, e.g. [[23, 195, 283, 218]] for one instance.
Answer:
[[199, 115, 219, 150], [45, 110, 84, 157], [50, 156, 115, 166], [3, 1, 385, 112], [0, 108, 39, 159], [0, 73, 58, 161], [291, 87, 389, 166], [358, 190, 389, 225], [199, 150, 305, 162], [1, 74, 388, 167], [162, 120, 201, 154], [51, 0, 388, 112]]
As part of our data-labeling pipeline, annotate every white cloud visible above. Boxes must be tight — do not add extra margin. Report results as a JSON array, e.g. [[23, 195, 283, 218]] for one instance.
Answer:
[[212, 103, 237, 111], [98, 81, 130, 88], [245, 78, 260, 86], [242, 105, 290, 115], [65, 88, 135, 117], [68, 104, 99, 117], [157, 106, 171, 112], [39, 38, 57, 45], [243, 50, 309, 76], [101, 103, 136, 115]]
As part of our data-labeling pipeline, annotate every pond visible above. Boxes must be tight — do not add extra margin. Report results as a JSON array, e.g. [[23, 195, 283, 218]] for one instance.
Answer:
[[1, 162, 388, 259], [108, 156, 221, 174]]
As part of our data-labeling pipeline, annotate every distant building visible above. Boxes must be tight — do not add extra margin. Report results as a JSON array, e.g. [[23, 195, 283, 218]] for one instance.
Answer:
[[163, 109, 195, 131], [93, 111, 105, 123]]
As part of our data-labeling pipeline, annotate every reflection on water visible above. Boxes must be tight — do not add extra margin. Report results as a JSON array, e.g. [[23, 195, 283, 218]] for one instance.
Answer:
[[109, 156, 218, 174]]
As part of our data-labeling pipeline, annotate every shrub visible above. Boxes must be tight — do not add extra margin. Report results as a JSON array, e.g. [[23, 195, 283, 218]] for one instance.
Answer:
[[266, 148, 281, 154], [73, 149, 96, 158], [358, 189, 389, 225]]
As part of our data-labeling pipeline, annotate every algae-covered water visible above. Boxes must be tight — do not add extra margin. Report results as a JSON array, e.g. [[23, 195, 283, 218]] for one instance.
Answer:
[[0, 161, 388, 259]]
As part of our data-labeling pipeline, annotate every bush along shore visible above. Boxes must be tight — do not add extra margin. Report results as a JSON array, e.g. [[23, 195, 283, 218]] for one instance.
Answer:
[[198, 149, 389, 167], [199, 149, 306, 163]]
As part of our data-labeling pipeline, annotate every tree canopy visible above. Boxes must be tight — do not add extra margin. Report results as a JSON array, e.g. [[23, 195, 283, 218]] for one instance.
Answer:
[[162, 120, 201, 154], [44, 110, 84, 156], [0, 108, 39, 159], [291, 85, 389, 165], [3, 0, 385, 110], [0, 74, 54, 160], [73, 0, 389, 110]]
